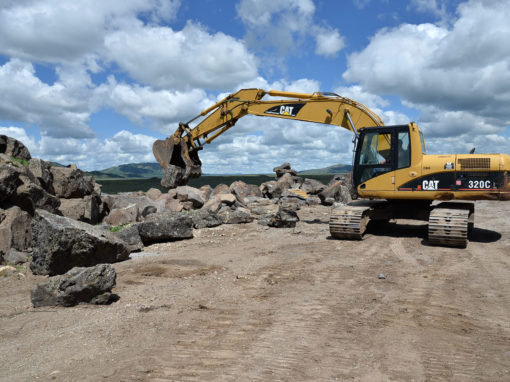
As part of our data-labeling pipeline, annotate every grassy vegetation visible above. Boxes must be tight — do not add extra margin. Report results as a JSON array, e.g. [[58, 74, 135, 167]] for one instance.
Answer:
[[12, 157, 29, 167], [95, 174, 344, 194], [109, 224, 129, 233]]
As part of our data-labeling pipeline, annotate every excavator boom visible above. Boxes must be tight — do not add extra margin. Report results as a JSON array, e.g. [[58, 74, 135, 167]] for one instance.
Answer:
[[153, 88, 383, 188]]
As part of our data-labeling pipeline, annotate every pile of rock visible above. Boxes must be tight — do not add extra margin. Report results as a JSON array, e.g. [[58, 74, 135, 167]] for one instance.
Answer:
[[1, 136, 128, 306], [1, 135, 353, 307]]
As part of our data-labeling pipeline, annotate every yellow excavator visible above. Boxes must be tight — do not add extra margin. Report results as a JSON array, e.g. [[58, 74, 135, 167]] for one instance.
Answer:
[[153, 88, 510, 247]]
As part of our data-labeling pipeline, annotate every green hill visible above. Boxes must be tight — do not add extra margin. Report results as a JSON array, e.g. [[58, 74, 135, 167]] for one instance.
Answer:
[[86, 162, 163, 180], [298, 163, 352, 175], [87, 162, 351, 180]]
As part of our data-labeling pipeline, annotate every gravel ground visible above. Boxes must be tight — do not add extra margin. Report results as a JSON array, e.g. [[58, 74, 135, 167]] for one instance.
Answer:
[[1, 201, 509, 381]]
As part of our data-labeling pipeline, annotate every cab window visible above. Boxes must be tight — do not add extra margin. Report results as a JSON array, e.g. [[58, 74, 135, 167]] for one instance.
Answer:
[[359, 131, 391, 165], [358, 131, 392, 183], [397, 131, 410, 169], [419, 130, 426, 154]]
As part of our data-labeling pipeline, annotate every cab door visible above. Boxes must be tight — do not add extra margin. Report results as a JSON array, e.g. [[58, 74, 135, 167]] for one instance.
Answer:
[[353, 128, 395, 192]]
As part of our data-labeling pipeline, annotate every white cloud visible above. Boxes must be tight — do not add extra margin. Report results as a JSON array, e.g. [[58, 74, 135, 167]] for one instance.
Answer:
[[0, 0, 180, 64], [314, 26, 345, 58], [237, 0, 345, 60], [201, 118, 356, 174], [237, 0, 315, 54], [0, 59, 94, 138], [0, 0, 256, 92], [417, 105, 505, 138], [104, 22, 258, 90], [409, 0, 447, 22], [40, 130, 157, 170], [0, 126, 38, 155], [343, 0, 510, 148], [94, 77, 213, 132], [0, 126, 159, 170]]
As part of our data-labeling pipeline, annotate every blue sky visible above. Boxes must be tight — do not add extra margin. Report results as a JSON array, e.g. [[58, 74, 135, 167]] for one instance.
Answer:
[[0, 0, 509, 173]]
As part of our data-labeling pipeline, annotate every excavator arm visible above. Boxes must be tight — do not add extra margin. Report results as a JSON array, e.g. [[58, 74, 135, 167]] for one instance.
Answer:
[[153, 88, 384, 188]]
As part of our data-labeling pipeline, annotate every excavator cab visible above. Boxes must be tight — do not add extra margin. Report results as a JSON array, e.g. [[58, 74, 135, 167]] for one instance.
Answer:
[[352, 125, 412, 189]]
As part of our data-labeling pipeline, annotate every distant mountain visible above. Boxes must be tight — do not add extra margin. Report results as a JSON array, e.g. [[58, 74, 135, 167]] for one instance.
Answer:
[[298, 163, 352, 175], [87, 162, 351, 180], [86, 162, 163, 180]]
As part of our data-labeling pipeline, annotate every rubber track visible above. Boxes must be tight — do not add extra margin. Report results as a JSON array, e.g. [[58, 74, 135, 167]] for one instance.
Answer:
[[428, 207, 470, 248], [329, 206, 369, 240]]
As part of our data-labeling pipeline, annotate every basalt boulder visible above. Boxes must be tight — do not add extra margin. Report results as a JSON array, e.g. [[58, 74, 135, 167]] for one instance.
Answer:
[[175, 186, 205, 209], [58, 194, 103, 224], [268, 205, 300, 228], [136, 212, 193, 244], [28, 158, 54, 194], [50, 166, 95, 199], [31, 264, 118, 307], [191, 209, 223, 229], [0, 135, 31, 161], [212, 183, 229, 196], [273, 162, 297, 178], [318, 180, 351, 206], [0, 206, 33, 260], [300, 178, 326, 195], [112, 224, 144, 253], [0, 157, 60, 214], [218, 206, 253, 224], [30, 210, 129, 276], [229, 180, 262, 199]]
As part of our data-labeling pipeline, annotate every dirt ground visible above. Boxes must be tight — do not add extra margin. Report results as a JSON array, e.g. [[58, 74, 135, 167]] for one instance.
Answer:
[[1, 200, 509, 381]]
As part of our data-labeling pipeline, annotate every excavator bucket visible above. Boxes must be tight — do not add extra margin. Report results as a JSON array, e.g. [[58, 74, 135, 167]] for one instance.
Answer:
[[153, 136, 202, 188]]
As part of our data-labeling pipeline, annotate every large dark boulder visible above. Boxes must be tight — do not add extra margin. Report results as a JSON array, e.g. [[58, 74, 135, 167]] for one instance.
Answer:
[[0, 206, 33, 260], [264, 173, 303, 199], [218, 206, 254, 224], [104, 204, 139, 226], [136, 212, 193, 244], [175, 186, 205, 209], [191, 209, 223, 229], [112, 224, 144, 253], [50, 166, 95, 199], [161, 164, 186, 188], [273, 162, 297, 178], [4, 248, 28, 265], [211, 183, 229, 196], [199, 185, 213, 202], [1, 156, 60, 214], [229, 180, 262, 199], [318, 181, 351, 206], [28, 158, 54, 194], [300, 178, 326, 195], [0, 135, 31, 161], [58, 194, 102, 224], [31, 264, 118, 307], [0, 161, 22, 203], [105, 194, 164, 217], [30, 210, 129, 276], [268, 205, 300, 228]]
